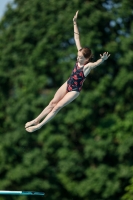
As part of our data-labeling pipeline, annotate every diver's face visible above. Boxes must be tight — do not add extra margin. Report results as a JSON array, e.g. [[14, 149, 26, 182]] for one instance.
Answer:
[[77, 51, 88, 64]]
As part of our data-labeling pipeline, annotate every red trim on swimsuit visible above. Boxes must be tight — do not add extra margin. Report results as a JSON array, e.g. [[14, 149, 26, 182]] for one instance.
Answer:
[[67, 63, 86, 92]]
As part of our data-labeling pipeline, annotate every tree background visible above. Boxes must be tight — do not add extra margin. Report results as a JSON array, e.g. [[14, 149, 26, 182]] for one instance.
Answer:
[[0, 0, 133, 200]]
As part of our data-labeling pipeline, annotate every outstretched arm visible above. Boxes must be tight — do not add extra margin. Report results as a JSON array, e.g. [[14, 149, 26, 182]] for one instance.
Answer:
[[73, 11, 82, 51], [86, 52, 110, 69]]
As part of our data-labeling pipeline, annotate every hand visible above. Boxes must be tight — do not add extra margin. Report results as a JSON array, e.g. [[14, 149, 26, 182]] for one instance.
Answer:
[[73, 10, 79, 23], [100, 52, 110, 61]]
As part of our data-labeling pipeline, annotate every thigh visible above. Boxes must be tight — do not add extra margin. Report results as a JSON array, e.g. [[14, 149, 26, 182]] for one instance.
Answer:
[[55, 91, 79, 109], [52, 81, 68, 103]]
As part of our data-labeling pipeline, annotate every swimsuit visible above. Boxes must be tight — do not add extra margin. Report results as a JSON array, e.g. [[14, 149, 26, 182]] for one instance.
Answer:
[[67, 62, 86, 92]]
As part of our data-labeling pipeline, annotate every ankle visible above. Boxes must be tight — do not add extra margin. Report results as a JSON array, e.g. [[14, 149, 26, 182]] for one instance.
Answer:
[[34, 118, 39, 124]]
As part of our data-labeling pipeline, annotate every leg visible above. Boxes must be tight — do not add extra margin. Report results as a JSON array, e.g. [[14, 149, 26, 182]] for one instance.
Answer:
[[25, 81, 68, 128], [26, 91, 79, 132]]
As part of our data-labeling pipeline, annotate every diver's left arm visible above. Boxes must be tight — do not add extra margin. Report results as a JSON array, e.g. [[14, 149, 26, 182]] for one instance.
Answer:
[[85, 52, 110, 71]]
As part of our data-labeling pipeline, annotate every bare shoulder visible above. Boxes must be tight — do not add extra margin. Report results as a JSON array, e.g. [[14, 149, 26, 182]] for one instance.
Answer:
[[84, 62, 94, 71], [84, 62, 95, 69], [84, 61, 98, 71], [83, 63, 93, 77]]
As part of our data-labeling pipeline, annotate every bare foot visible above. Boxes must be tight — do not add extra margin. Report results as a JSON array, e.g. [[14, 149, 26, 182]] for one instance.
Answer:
[[25, 119, 39, 128], [26, 124, 41, 132]]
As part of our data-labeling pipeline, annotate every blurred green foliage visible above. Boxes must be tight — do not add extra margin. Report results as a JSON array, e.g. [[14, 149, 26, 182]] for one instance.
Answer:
[[0, 0, 133, 200], [122, 167, 133, 200]]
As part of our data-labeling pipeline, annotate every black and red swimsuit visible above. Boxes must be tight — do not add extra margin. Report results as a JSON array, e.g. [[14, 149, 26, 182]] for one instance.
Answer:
[[67, 62, 86, 92]]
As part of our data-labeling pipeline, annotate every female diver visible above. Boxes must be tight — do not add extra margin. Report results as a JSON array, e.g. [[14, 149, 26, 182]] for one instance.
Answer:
[[25, 11, 110, 132]]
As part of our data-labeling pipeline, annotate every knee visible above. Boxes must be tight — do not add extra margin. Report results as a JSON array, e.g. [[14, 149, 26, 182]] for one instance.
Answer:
[[52, 105, 62, 113], [49, 99, 57, 108]]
